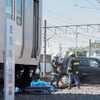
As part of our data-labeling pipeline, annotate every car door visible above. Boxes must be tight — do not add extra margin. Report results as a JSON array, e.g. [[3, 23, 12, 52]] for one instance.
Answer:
[[79, 58, 100, 83], [60, 57, 70, 74], [79, 58, 90, 76], [87, 58, 100, 83], [79, 58, 94, 82]]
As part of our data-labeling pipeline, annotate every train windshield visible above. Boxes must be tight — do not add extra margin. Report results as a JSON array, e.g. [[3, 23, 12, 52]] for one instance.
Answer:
[[6, 0, 13, 19]]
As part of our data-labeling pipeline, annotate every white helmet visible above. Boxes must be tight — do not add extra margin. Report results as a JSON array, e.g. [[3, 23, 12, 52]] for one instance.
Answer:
[[55, 54, 59, 58], [35, 68, 40, 74], [69, 52, 74, 57], [54, 54, 59, 58]]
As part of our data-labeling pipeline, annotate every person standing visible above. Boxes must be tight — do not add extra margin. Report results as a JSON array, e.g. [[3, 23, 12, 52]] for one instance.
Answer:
[[33, 62, 41, 82], [50, 54, 61, 87], [67, 52, 80, 90]]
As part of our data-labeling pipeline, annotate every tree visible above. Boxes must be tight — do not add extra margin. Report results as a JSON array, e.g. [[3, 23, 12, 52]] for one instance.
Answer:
[[91, 42, 100, 48], [65, 48, 86, 57]]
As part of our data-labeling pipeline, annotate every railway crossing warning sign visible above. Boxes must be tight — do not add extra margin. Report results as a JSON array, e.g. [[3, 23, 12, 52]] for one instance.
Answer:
[[4, 18, 15, 100]]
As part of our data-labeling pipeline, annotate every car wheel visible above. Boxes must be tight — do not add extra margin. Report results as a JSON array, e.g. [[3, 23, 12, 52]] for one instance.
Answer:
[[0, 82, 3, 93], [60, 75, 69, 85]]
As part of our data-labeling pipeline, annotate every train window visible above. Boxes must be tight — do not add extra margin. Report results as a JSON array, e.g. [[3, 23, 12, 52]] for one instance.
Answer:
[[6, 0, 13, 19], [16, 0, 22, 26], [31, 0, 39, 58]]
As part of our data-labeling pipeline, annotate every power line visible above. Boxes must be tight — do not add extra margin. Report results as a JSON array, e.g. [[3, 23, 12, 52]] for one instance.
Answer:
[[96, 0, 100, 4], [74, 0, 100, 10], [43, 5, 87, 24], [43, 24, 100, 42], [43, 14, 71, 25], [42, 23, 100, 53], [44, 23, 100, 28], [86, 0, 99, 9], [46, 29, 93, 43]]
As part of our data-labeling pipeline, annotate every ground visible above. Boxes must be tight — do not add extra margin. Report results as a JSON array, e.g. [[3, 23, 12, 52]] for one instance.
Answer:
[[1, 84, 100, 100]]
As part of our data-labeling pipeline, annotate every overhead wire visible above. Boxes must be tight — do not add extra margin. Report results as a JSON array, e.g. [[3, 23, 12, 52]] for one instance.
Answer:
[[46, 25, 100, 39], [43, 1, 100, 54], [43, 7, 77, 24], [43, 4, 87, 24], [45, 34, 89, 54], [43, 15, 68, 26], [86, 0, 99, 9], [45, 29, 100, 50], [75, 0, 100, 10], [46, 28, 90, 43], [43, 14, 70, 25], [96, 0, 100, 4]]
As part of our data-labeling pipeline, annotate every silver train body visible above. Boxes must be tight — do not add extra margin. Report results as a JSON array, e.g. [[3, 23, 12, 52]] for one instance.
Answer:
[[0, 0, 42, 65], [0, 0, 42, 91]]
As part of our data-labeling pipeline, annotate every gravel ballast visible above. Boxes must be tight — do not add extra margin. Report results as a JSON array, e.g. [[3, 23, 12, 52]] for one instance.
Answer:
[[1, 84, 100, 100]]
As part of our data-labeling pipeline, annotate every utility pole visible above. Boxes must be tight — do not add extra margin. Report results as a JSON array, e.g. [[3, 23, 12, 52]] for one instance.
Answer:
[[59, 43, 62, 61], [43, 20, 46, 77], [89, 39, 91, 57], [75, 33, 78, 57], [74, 0, 76, 6], [95, 40, 97, 51], [42, 20, 58, 77]]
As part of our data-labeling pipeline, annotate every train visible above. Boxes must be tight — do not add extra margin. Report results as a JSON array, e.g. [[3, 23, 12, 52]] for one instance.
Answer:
[[0, 0, 42, 92]]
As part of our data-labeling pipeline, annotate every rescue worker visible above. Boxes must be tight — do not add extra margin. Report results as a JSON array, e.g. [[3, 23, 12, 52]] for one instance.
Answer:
[[50, 54, 61, 87], [33, 62, 41, 82], [67, 52, 80, 90]]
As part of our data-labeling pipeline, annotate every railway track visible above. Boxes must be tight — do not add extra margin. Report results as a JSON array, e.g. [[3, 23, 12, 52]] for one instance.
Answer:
[[0, 84, 68, 98], [0, 93, 3, 98], [0, 82, 100, 99]]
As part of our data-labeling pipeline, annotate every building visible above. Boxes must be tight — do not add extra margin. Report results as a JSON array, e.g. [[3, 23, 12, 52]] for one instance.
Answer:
[[87, 48, 100, 58]]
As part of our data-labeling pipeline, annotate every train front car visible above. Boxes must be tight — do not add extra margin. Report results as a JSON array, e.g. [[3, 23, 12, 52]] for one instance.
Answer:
[[0, 0, 42, 92]]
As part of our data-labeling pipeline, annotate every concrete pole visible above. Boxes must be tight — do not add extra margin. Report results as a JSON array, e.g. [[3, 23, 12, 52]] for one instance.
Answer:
[[89, 39, 91, 57], [75, 33, 78, 57], [74, 0, 76, 6], [59, 43, 62, 61], [43, 20, 46, 77]]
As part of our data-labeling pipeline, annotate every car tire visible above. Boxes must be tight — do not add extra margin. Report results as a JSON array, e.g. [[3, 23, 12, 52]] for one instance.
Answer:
[[60, 75, 69, 85]]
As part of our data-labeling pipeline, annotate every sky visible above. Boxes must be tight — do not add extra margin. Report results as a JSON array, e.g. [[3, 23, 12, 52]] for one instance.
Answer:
[[43, 0, 100, 25], [42, 0, 100, 57]]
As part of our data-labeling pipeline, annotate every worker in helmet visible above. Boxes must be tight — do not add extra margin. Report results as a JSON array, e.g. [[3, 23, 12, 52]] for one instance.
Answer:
[[33, 62, 41, 82], [67, 52, 80, 90], [50, 54, 61, 87]]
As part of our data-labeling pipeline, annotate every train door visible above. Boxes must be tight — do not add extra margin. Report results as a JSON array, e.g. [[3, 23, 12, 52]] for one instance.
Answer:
[[15, 0, 23, 58], [0, 0, 6, 63], [31, 0, 41, 58], [6, 0, 23, 58]]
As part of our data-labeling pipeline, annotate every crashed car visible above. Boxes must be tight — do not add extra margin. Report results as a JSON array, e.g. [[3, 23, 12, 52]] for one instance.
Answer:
[[59, 57, 100, 85]]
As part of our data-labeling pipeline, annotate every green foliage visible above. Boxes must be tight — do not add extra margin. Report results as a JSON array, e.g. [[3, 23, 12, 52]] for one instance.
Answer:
[[64, 42, 100, 57], [65, 48, 87, 57], [91, 42, 100, 48], [77, 50, 86, 56]]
